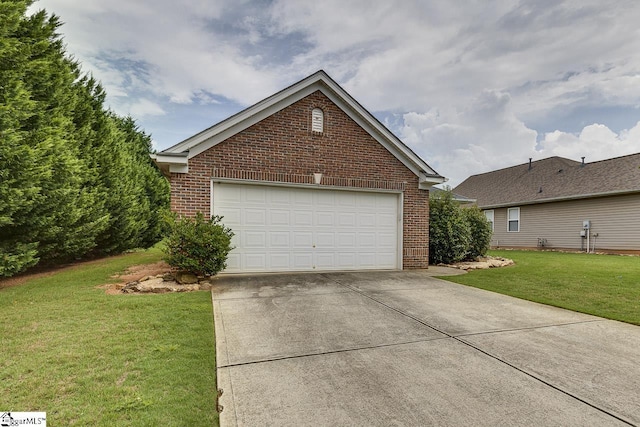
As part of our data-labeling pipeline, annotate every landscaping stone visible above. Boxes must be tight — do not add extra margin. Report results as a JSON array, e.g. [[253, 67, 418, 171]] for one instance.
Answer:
[[121, 275, 210, 293], [175, 271, 198, 284], [442, 256, 514, 271]]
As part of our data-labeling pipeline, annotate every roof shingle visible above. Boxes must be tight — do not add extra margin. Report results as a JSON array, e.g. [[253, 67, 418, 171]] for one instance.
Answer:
[[453, 153, 640, 208]]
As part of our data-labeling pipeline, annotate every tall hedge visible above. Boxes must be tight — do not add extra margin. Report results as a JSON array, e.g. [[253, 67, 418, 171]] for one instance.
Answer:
[[429, 189, 492, 264], [0, 0, 169, 277], [429, 190, 471, 264], [463, 206, 493, 259]]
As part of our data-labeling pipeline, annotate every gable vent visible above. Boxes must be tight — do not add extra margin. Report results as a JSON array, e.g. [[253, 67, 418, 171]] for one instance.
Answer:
[[311, 108, 324, 133]]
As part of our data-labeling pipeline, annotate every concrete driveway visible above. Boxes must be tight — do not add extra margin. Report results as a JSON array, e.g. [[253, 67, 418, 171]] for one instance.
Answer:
[[212, 270, 640, 426]]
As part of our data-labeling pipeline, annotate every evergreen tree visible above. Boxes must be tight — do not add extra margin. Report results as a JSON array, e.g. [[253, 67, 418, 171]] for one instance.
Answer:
[[0, 0, 40, 275], [0, 1, 169, 277]]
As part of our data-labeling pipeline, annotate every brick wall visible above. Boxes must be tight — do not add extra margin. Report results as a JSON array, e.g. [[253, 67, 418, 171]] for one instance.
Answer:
[[170, 90, 431, 268]]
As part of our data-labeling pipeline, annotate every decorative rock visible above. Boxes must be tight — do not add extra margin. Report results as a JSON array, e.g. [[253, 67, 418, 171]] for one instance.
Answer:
[[198, 282, 213, 291], [175, 271, 198, 284], [443, 256, 514, 270]]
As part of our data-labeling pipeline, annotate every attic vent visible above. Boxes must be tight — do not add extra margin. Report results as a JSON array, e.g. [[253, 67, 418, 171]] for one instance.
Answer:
[[311, 108, 324, 133]]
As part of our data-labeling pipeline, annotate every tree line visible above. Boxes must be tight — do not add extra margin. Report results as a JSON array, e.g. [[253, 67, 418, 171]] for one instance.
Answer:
[[1, 0, 170, 277]]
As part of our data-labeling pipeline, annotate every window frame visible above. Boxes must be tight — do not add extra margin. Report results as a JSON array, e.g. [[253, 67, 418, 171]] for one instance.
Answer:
[[484, 209, 495, 232], [507, 207, 520, 232]]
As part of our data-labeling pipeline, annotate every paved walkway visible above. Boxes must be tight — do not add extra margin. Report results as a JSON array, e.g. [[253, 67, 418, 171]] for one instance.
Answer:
[[212, 271, 640, 426]]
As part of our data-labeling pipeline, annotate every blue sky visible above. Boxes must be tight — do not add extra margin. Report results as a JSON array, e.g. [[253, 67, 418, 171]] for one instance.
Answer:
[[32, 0, 640, 186]]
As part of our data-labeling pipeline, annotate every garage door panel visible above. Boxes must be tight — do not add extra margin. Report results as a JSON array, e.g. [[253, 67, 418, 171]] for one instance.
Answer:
[[315, 253, 335, 269], [337, 212, 356, 227], [376, 195, 398, 211], [293, 252, 313, 269], [245, 253, 267, 270], [213, 183, 399, 272], [229, 233, 241, 248], [268, 253, 290, 269], [358, 232, 376, 247], [316, 211, 335, 226], [376, 253, 397, 268], [337, 233, 356, 248], [378, 213, 396, 227], [269, 210, 290, 226], [293, 232, 313, 248], [219, 207, 241, 226], [378, 233, 396, 248], [337, 253, 356, 268], [358, 213, 376, 227], [269, 231, 290, 248], [315, 232, 335, 248], [316, 191, 335, 206], [244, 231, 267, 248], [245, 209, 266, 225], [269, 187, 291, 204], [357, 194, 377, 208], [358, 253, 376, 267], [245, 187, 267, 203], [336, 192, 356, 207], [294, 191, 313, 205], [226, 253, 241, 270], [293, 210, 313, 226]]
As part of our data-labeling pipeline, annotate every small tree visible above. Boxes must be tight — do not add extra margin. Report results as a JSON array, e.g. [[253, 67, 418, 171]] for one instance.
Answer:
[[463, 206, 492, 259], [429, 190, 471, 264], [163, 212, 234, 276]]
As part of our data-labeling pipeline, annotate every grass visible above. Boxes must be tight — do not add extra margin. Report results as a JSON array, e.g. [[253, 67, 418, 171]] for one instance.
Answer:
[[440, 250, 640, 325], [0, 246, 218, 426]]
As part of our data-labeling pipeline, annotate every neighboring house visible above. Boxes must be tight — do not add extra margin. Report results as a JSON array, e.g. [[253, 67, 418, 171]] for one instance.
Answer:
[[153, 70, 445, 273], [429, 186, 476, 204], [454, 154, 640, 253]]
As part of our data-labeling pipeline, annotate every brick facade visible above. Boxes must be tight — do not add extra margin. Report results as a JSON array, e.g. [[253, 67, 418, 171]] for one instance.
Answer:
[[170, 91, 430, 268]]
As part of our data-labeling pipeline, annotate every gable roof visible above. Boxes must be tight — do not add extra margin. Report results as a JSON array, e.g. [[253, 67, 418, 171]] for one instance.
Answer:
[[454, 153, 640, 208], [153, 70, 445, 188]]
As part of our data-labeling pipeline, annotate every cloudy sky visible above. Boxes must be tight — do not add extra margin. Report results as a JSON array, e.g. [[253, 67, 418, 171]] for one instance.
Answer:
[[32, 0, 640, 187]]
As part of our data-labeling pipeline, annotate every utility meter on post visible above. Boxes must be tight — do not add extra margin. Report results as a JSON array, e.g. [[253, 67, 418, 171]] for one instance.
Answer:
[[582, 220, 591, 253]]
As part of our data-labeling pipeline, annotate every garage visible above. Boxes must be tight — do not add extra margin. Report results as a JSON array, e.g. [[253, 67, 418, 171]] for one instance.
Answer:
[[154, 71, 445, 270], [212, 182, 401, 273]]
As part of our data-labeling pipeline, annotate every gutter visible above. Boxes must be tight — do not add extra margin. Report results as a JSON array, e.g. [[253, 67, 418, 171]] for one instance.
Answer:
[[478, 189, 640, 209]]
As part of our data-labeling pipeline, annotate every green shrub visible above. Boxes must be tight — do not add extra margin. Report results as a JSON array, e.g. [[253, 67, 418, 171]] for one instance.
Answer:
[[429, 190, 471, 264], [163, 212, 234, 276], [463, 206, 492, 259]]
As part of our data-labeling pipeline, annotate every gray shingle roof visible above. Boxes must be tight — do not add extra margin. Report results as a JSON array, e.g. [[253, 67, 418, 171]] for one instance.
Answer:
[[429, 186, 476, 203], [453, 153, 640, 208]]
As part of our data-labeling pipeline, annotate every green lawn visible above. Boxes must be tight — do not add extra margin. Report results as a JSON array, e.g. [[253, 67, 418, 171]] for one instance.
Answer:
[[440, 250, 640, 325], [0, 247, 219, 426]]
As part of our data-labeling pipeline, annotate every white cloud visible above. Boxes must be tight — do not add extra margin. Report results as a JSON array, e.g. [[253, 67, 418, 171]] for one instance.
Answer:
[[400, 90, 538, 187], [128, 99, 166, 118], [32, 0, 640, 163], [538, 122, 640, 162]]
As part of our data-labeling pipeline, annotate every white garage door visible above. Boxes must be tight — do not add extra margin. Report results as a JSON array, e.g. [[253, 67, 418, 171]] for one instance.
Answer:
[[212, 183, 400, 273]]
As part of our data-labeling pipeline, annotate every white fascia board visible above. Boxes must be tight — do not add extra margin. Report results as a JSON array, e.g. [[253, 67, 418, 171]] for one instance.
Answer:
[[153, 153, 188, 164], [151, 152, 189, 174]]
